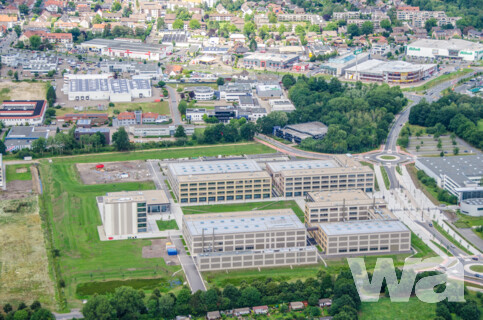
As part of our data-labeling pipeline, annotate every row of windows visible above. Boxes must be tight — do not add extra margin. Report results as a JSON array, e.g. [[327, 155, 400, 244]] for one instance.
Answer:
[[181, 185, 270, 192], [180, 180, 269, 187], [181, 194, 271, 203], [286, 174, 371, 181], [338, 246, 390, 253], [180, 189, 270, 196]]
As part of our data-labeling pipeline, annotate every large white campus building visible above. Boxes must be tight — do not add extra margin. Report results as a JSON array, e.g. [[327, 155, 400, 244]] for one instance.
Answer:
[[345, 60, 437, 83], [406, 39, 483, 61], [80, 39, 173, 61]]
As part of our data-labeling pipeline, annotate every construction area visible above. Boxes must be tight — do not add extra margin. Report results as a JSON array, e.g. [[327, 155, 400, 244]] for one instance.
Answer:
[[0, 165, 40, 201], [141, 239, 180, 266], [76, 161, 152, 185]]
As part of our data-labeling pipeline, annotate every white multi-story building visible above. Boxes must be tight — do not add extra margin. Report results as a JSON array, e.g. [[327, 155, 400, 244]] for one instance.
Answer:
[[406, 39, 483, 61], [186, 108, 207, 122], [191, 86, 214, 100]]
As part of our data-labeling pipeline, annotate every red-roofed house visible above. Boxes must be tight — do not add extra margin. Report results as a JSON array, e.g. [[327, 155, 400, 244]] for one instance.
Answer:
[[44, 0, 66, 12]]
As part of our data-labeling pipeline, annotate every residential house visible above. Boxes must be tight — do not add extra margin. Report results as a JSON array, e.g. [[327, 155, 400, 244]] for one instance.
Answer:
[[253, 306, 269, 315], [289, 302, 305, 311], [319, 298, 332, 307], [0, 15, 18, 28], [209, 13, 234, 21], [215, 3, 227, 14], [54, 20, 78, 30], [0, 5, 20, 16], [467, 29, 483, 41], [92, 23, 106, 33], [241, 3, 253, 16], [44, 0, 65, 13], [166, 65, 183, 76], [139, 2, 163, 20], [76, 3, 91, 12], [164, 13, 176, 29], [206, 311, 221, 320], [233, 308, 250, 316], [431, 27, 462, 40]]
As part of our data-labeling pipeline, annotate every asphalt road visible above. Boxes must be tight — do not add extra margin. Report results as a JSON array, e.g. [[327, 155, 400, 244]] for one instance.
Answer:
[[53, 309, 83, 320], [166, 86, 182, 125]]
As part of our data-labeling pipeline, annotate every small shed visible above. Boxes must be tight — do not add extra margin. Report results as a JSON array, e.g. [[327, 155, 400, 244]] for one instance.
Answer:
[[289, 301, 305, 311], [253, 305, 269, 314], [206, 311, 221, 320]]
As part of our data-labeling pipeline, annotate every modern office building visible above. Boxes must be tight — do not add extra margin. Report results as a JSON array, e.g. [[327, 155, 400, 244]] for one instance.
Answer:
[[74, 128, 111, 144], [406, 39, 483, 61], [315, 220, 411, 255], [266, 157, 375, 197], [320, 52, 370, 76], [416, 155, 483, 202], [274, 122, 328, 144], [305, 190, 389, 226], [255, 84, 283, 99], [129, 125, 194, 137], [0, 100, 47, 126], [97, 190, 170, 238], [269, 99, 296, 112], [345, 59, 437, 83], [166, 160, 272, 204], [186, 108, 208, 122], [190, 86, 215, 100], [460, 198, 483, 217], [182, 209, 317, 271], [219, 83, 252, 101]]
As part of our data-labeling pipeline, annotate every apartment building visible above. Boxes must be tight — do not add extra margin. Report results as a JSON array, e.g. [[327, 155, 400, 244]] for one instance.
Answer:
[[166, 160, 272, 204], [315, 220, 411, 255], [266, 158, 374, 197], [182, 209, 317, 271], [304, 190, 389, 226], [333, 11, 361, 20], [96, 190, 170, 238]]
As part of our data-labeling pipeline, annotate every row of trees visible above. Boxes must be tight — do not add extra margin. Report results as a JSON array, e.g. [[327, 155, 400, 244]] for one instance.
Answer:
[[82, 269, 360, 320], [278, 75, 406, 153], [409, 93, 483, 150], [1, 301, 54, 320], [416, 169, 458, 204]]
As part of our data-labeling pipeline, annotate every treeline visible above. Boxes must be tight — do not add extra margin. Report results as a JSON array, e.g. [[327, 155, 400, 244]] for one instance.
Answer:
[[0, 301, 54, 320], [82, 270, 361, 320], [409, 93, 483, 150], [416, 169, 458, 204], [282, 76, 406, 153]]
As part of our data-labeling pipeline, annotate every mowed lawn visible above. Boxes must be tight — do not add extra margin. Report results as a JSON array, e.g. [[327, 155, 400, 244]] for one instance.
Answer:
[[478, 119, 483, 131], [359, 297, 436, 319], [6, 164, 32, 182], [182, 200, 305, 222], [39, 162, 181, 307], [54, 142, 275, 164]]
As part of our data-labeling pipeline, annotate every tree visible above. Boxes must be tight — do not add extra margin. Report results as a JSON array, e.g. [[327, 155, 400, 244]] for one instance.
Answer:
[[268, 11, 277, 23], [189, 19, 201, 30], [216, 77, 225, 86], [111, 286, 146, 318], [282, 74, 296, 89], [46, 85, 56, 107], [240, 122, 257, 140], [249, 39, 257, 52], [453, 147, 459, 155], [435, 303, 452, 320], [32, 137, 47, 154], [243, 22, 256, 37], [3, 304, 12, 313], [13, 25, 21, 37], [82, 294, 115, 320], [19, 4, 29, 15], [7, 70, 13, 77], [157, 17, 165, 30], [238, 287, 261, 307], [361, 21, 374, 35], [31, 309, 55, 320], [112, 127, 131, 151], [174, 125, 186, 138], [29, 35, 42, 49], [380, 19, 391, 30], [112, 1, 122, 11], [157, 81, 166, 88], [347, 23, 360, 38], [13, 310, 29, 320], [14, 71, 18, 81], [173, 19, 184, 30], [178, 100, 188, 115], [425, 18, 438, 32]]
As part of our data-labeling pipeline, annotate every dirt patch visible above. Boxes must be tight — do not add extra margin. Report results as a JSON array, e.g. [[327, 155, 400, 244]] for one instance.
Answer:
[[0, 81, 47, 101], [76, 161, 152, 185], [142, 239, 180, 265], [0, 180, 34, 200]]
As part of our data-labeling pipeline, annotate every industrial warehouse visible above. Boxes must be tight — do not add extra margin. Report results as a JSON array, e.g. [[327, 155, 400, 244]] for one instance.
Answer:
[[406, 39, 483, 61], [182, 209, 317, 271], [266, 157, 375, 197], [166, 160, 272, 203], [80, 39, 173, 61], [67, 75, 152, 102], [274, 121, 328, 144], [345, 59, 437, 83]]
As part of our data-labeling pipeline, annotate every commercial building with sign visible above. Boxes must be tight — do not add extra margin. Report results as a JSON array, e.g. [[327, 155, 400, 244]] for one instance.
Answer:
[[166, 160, 272, 203], [406, 39, 483, 61], [266, 157, 375, 197], [182, 209, 317, 271], [345, 59, 437, 83]]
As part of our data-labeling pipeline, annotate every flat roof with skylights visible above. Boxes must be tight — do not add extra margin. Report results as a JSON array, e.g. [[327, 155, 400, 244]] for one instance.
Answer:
[[183, 209, 304, 236], [168, 159, 262, 176], [267, 160, 339, 173], [319, 220, 409, 236]]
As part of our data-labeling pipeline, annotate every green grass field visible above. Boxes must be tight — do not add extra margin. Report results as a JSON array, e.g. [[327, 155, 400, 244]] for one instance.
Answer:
[[470, 265, 483, 273], [55, 101, 170, 117], [411, 232, 437, 258], [380, 155, 396, 160], [6, 164, 32, 182], [182, 200, 305, 222], [478, 119, 483, 131], [455, 211, 483, 227], [433, 221, 472, 255], [431, 240, 452, 256], [53, 142, 274, 164], [39, 162, 182, 308], [359, 297, 436, 319], [156, 219, 179, 231]]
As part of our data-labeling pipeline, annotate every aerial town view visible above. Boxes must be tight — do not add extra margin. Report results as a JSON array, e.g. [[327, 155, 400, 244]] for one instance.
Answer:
[[0, 0, 483, 318]]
